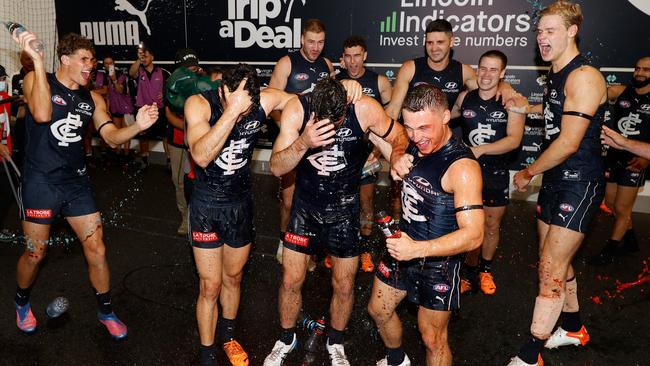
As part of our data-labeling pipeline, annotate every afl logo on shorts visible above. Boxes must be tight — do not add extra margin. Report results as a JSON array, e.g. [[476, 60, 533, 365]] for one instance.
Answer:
[[433, 284, 450, 292], [336, 128, 352, 137], [463, 109, 476, 118], [294, 73, 309, 81], [52, 95, 67, 106], [445, 82, 458, 89], [559, 203, 575, 212], [243, 120, 261, 131], [489, 111, 506, 119], [77, 102, 92, 111], [619, 100, 631, 108]]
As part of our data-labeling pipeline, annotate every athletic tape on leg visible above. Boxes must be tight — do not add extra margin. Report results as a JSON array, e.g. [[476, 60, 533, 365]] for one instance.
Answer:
[[531, 294, 565, 338]]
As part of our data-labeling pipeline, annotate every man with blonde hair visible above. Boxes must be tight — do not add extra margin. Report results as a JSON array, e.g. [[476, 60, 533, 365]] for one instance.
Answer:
[[509, 1, 607, 365]]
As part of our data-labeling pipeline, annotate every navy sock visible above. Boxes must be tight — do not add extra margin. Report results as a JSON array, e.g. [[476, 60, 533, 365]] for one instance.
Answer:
[[15, 286, 31, 307], [94, 289, 113, 315], [561, 311, 582, 332], [199, 344, 217, 366], [280, 327, 295, 345], [479, 257, 493, 273], [517, 335, 545, 364], [386, 347, 405, 365], [218, 317, 236, 342], [327, 327, 345, 345]]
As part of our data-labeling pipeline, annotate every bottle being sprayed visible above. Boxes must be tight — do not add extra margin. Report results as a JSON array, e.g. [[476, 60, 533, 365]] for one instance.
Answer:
[[375, 210, 400, 239], [45, 296, 69, 319], [301, 315, 326, 365], [375, 211, 400, 280], [4, 22, 44, 53], [360, 160, 383, 179]]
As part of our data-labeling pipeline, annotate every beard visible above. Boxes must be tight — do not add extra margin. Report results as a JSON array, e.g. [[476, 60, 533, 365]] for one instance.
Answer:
[[632, 77, 650, 88]]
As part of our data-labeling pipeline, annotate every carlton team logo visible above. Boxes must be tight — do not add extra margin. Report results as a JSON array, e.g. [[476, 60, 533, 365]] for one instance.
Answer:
[[52, 95, 67, 106], [284, 232, 309, 247], [401, 181, 426, 223], [308, 145, 346, 176], [51, 112, 84, 147], [216, 138, 251, 175], [469, 123, 496, 146]]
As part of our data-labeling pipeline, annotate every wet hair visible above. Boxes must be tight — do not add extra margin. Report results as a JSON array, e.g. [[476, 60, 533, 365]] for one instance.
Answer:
[[539, 1, 583, 29], [303, 19, 326, 35], [220, 63, 260, 112], [425, 19, 453, 36], [343, 36, 367, 52], [311, 78, 347, 122], [57, 33, 95, 60], [479, 50, 508, 70], [402, 84, 448, 113]]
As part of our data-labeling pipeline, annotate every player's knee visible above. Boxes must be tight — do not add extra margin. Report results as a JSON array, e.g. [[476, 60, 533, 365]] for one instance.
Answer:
[[222, 271, 243, 289], [281, 271, 303, 292], [85, 241, 107, 263], [23, 247, 47, 265], [420, 327, 448, 354], [332, 275, 354, 300], [613, 202, 632, 218], [367, 299, 390, 323], [199, 278, 222, 300]]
